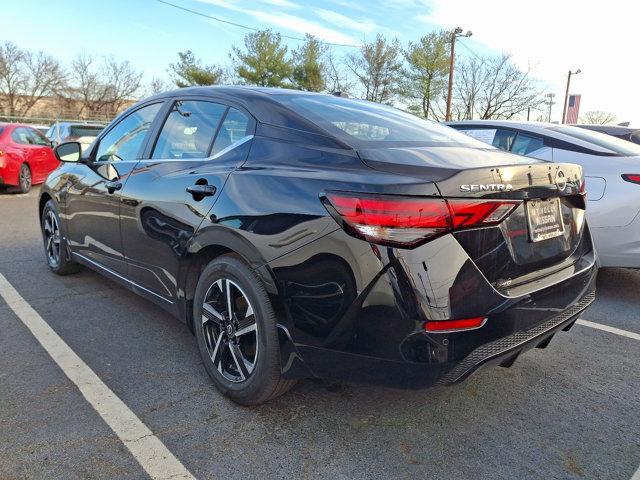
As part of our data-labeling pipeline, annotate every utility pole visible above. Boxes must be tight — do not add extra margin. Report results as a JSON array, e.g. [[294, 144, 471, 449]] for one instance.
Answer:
[[545, 93, 556, 122], [445, 27, 472, 121], [561, 69, 581, 124]]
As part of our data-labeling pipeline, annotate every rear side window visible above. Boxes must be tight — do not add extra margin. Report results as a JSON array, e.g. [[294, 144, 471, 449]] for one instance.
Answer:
[[152, 100, 227, 159], [211, 108, 251, 155], [28, 128, 50, 146], [511, 133, 544, 155], [96, 103, 162, 162], [12, 127, 34, 145]]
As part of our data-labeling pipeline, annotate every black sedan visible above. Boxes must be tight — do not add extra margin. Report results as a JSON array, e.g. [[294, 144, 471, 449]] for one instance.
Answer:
[[40, 87, 596, 405]]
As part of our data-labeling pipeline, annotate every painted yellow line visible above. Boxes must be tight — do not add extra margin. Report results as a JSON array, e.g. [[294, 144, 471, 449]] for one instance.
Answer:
[[0, 273, 195, 480]]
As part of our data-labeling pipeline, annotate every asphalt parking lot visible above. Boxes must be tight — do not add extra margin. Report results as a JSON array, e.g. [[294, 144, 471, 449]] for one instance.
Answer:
[[1, 187, 639, 480]]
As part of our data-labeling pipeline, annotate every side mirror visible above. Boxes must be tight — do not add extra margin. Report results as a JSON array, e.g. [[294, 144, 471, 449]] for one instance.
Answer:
[[54, 142, 82, 163]]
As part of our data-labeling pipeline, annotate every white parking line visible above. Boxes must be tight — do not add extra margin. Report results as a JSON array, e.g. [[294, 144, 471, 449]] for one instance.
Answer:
[[0, 273, 195, 480], [631, 465, 640, 480], [577, 319, 640, 341]]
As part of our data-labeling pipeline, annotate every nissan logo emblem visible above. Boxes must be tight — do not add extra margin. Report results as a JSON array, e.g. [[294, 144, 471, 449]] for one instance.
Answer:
[[555, 170, 567, 191]]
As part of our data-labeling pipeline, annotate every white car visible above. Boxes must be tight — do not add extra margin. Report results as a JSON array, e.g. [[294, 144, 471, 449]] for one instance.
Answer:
[[447, 120, 640, 268]]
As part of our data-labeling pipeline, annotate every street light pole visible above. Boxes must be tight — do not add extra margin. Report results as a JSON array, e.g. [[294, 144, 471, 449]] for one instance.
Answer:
[[561, 69, 581, 124], [545, 93, 555, 122], [445, 27, 472, 121]]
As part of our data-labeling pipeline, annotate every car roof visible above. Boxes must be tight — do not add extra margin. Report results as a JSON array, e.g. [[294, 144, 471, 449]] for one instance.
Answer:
[[138, 86, 349, 144], [445, 119, 619, 155], [573, 124, 640, 135]]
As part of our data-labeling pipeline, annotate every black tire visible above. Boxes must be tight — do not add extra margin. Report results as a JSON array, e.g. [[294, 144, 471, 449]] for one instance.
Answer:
[[17, 163, 32, 193], [41, 200, 82, 275], [193, 254, 295, 405]]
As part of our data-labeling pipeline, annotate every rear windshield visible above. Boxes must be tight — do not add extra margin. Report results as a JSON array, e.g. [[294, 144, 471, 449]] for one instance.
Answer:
[[69, 125, 104, 137], [548, 125, 640, 156], [273, 94, 491, 148]]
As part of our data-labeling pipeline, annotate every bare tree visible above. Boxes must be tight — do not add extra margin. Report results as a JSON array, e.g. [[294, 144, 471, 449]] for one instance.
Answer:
[[325, 50, 355, 95], [148, 77, 170, 96], [451, 53, 543, 120], [580, 110, 616, 125], [65, 53, 142, 118], [0, 41, 66, 117], [346, 34, 403, 104], [102, 56, 143, 113]]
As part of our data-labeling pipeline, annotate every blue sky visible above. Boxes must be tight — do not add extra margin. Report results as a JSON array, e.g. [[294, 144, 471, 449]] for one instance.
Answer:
[[4, 0, 639, 125], [2, 0, 489, 82]]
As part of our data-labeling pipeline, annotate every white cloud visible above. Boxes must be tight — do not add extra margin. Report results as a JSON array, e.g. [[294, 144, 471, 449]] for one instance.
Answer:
[[315, 8, 378, 34], [250, 10, 358, 45], [134, 23, 171, 37], [421, 0, 640, 125], [255, 0, 298, 7], [196, 0, 358, 45]]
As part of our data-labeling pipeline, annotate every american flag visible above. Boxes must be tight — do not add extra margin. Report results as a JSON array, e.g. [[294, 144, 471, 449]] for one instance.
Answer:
[[566, 94, 581, 124]]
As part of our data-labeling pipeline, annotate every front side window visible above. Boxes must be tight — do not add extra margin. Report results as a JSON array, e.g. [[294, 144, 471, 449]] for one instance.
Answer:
[[96, 103, 162, 162], [152, 100, 227, 159], [211, 108, 251, 155]]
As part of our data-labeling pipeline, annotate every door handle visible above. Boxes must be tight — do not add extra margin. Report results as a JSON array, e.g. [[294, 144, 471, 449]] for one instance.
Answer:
[[186, 184, 217, 198], [105, 180, 122, 193]]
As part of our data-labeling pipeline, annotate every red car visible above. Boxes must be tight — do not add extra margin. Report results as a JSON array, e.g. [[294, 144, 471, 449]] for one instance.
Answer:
[[0, 123, 60, 193]]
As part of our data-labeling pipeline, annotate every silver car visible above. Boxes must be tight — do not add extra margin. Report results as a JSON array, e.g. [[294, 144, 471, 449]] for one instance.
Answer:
[[447, 120, 640, 268]]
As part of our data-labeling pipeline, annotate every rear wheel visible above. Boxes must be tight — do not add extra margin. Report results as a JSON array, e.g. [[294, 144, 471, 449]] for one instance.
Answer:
[[41, 200, 81, 275], [193, 254, 294, 405], [17, 164, 31, 193]]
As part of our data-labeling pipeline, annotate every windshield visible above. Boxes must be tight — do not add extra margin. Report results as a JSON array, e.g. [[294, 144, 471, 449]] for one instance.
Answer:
[[273, 94, 491, 148], [69, 125, 104, 138], [548, 125, 640, 156]]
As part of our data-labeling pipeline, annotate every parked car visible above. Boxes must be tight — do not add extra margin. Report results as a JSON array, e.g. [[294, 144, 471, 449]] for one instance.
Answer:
[[573, 124, 640, 145], [30, 124, 51, 136], [40, 88, 595, 405], [448, 120, 640, 268], [46, 121, 105, 151], [0, 123, 59, 193]]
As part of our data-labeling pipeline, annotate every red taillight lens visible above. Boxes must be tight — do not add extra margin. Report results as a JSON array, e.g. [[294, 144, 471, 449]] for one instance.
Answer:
[[424, 317, 487, 332], [622, 174, 640, 185], [447, 199, 519, 228], [324, 192, 519, 247]]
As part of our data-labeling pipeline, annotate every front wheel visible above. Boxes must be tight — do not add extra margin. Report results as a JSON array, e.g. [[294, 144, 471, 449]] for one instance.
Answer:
[[41, 200, 81, 275], [193, 254, 294, 405]]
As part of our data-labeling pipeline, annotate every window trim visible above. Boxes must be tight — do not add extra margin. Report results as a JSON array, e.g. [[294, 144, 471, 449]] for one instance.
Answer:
[[143, 95, 256, 163], [90, 100, 166, 164]]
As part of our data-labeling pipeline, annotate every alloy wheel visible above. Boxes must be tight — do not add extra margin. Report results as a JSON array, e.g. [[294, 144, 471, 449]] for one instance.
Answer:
[[19, 166, 31, 192], [201, 278, 259, 383], [43, 210, 61, 267]]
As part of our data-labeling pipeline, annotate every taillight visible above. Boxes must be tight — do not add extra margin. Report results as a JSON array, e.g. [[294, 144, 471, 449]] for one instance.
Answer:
[[424, 316, 487, 332], [324, 192, 519, 247], [622, 174, 640, 185]]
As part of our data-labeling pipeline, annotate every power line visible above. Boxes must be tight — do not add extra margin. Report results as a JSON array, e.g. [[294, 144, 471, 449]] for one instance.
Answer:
[[457, 40, 482, 60], [155, 0, 362, 48]]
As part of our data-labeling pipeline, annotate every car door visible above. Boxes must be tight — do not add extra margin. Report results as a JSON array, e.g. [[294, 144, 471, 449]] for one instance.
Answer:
[[11, 127, 43, 178], [24, 127, 56, 183], [119, 98, 255, 302], [64, 101, 164, 275]]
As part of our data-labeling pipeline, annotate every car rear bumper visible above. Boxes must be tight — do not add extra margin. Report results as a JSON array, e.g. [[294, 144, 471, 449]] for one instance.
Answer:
[[269, 227, 597, 388]]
